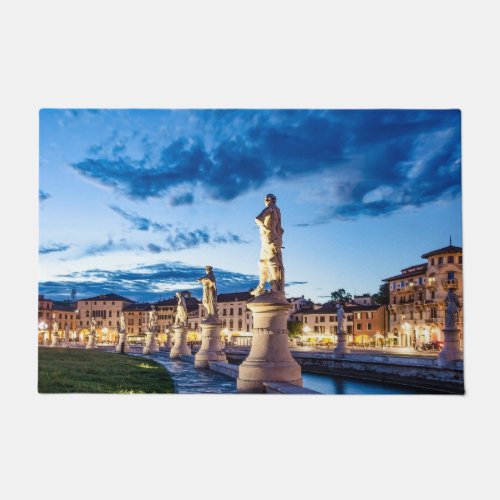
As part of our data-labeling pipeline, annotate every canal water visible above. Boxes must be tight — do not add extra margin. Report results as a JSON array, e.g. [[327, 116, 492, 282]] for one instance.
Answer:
[[301, 372, 439, 395]]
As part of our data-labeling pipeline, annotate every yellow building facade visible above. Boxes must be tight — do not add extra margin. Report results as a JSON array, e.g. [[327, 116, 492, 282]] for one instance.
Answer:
[[385, 243, 463, 347], [76, 293, 135, 343]]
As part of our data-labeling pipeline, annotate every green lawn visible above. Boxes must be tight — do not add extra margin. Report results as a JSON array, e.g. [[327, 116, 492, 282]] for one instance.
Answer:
[[38, 348, 175, 394]]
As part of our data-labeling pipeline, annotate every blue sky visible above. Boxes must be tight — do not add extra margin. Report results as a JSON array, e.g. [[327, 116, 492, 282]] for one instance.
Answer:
[[39, 109, 462, 302]]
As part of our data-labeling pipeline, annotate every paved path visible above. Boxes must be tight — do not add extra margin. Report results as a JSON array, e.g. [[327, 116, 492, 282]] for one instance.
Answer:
[[130, 350, 237, 394]]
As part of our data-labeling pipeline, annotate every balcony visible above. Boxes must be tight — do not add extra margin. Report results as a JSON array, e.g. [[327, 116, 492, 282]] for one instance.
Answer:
[[442, 279, 458, 289]]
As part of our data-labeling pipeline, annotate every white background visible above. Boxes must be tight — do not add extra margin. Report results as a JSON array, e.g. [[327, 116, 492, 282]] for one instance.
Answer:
[[0, 1, 499, 499]]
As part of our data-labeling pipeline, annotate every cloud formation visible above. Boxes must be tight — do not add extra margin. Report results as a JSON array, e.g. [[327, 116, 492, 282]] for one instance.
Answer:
[[108, 205, 244, 252], [39, 243, 70, 255], [39, 262, 259, 302], [69, 110, 461, 220], [108, 205, 172, 231]]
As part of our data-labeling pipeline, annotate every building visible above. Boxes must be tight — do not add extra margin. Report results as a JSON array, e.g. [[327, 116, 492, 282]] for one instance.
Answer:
[[213, 291, 254, 340], [384, 243, 463, 347], [123, 302, 152, 341], [288, 296, 316, 322], [75, 293, 135, 343], [52, 301, 78, 330], [38, 295, 78, 343], [301, 301, 386, 346]]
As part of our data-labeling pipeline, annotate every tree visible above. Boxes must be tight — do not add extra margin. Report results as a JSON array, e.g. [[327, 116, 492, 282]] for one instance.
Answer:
[[330, 288, 352, 303], [372, 282, 389, 305], [287, 321, 304, 338]]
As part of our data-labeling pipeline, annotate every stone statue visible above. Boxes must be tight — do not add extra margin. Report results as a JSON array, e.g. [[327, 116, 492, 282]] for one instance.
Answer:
[[336, 304, 345, 333], [445, 288, 460, 329], [119, 312, 126, 333], [174, 292, 188, 326], [198, 265, 218, 320], [90, 317, 96, 334], [52, 315, 59, 334], [251, 193, 285, 296], [148, 305, 158, 332]]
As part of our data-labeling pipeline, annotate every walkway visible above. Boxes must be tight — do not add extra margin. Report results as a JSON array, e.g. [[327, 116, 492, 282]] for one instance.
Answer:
[[130, 349, 237, 394]]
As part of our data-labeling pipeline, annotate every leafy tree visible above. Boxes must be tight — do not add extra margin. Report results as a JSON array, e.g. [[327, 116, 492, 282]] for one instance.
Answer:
[[372, 282, 389, 305], [330, 288, 352, 303], [287, 321, 304, 338]]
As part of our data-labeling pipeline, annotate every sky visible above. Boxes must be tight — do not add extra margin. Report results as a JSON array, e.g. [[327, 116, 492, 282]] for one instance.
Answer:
[[39, 109, 462, 303]]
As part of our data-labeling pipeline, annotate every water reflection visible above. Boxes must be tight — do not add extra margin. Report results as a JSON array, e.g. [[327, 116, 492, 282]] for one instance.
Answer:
[[302, 372, 438, 395]]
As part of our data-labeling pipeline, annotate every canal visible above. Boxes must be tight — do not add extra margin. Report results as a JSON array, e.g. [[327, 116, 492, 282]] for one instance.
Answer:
[[301, 372, 440, 394]]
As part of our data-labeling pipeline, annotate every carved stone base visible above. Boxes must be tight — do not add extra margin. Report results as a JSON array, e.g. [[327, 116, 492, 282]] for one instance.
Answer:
[[164, 333, 172, 350], [116, 332, 130, 353], [195, 321, 227, 369], [50, 334, 59, 348], [334, 331, 350, 355], [237, 292, 302, 393], [86, 333, 97, 350], [143, 331, 159, 355], [170, 325, 191, 359], [438, 328, 463, 368]]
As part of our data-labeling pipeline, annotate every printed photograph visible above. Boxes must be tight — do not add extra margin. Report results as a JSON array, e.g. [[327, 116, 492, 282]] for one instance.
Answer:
[[38, 109, 463, 394]]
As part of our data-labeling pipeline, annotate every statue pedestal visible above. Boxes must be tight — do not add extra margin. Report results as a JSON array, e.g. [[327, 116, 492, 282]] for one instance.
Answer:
[[143, 331, 159, 355], [237, 292, 302, 393], [116, 332, 130, 353], [334, 330, 350, 355], [195, 320, 227, 369], [50, 333, 59, 348], [164, 333, 172, 350], [438, 328, 463, 368], [170, 325, 191, 359], [86, 333, 97, 350]]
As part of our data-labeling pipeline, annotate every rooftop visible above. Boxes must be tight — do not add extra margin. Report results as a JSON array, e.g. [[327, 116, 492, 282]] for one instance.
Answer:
[[421, 244, 463, 259], [52, 301, 76, 312], [217, 291, 254, 303], [383, 264, 428, 282], [123, 303, 152, 311], [78, 293, 135, 303], [302, 301, 382, 314]]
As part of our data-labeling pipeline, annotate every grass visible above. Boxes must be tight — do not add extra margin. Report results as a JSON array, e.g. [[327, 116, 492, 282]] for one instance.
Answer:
[[38, 348, 175, 394]]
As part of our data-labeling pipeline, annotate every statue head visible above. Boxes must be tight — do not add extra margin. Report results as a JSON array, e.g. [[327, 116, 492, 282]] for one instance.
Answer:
[[265, 193, 276, 206], [205, 265, 213, 273]]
